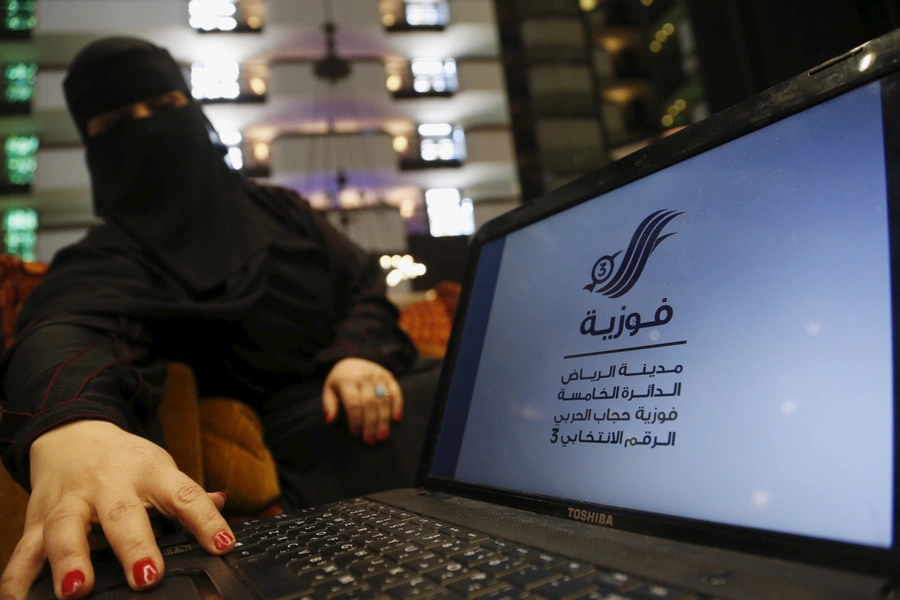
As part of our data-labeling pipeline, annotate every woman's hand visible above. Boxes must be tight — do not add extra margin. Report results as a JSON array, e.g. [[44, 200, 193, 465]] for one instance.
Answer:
[[322, 358, 403, 444], [0, 420, 233, 600]]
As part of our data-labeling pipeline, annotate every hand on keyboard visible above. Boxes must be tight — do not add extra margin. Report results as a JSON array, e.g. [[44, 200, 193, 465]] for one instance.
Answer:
[[0, 420, 234, 600]]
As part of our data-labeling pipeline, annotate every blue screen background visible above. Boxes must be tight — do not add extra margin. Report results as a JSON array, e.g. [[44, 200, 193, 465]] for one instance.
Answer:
[[438, 81, 894, 548]]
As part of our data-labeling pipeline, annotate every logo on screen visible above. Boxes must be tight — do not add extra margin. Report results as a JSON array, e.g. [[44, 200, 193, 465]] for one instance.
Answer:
[[583, 209, 683, 298]]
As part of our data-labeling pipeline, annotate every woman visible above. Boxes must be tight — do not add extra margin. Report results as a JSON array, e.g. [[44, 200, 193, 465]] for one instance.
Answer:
[[0, 37, 437, 600]]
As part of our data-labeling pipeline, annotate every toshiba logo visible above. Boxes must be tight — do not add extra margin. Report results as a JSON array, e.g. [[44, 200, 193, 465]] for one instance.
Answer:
[[567, 508, 614, 527]]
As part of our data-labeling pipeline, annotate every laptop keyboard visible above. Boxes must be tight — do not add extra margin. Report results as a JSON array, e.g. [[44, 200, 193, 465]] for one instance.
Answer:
[[223, 497, 706, 600]]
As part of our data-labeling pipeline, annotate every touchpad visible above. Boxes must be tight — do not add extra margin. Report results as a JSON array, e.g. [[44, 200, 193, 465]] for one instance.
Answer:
[[92, 575, 205, 600]]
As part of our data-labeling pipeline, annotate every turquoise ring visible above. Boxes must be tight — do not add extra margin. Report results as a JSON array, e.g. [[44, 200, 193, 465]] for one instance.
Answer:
[[375, 384, 388, 399]]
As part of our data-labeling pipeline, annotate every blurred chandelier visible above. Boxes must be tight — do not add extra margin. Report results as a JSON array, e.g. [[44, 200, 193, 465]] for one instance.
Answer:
[[309, 0, 378, 209]]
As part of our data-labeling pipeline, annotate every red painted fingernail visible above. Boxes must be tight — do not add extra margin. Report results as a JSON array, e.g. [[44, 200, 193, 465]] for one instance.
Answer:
[[214, 531, 234, 551], [352, 426, 361, 436], [213, 491, 227, 501], [61, 570, 85, 596], [365, 433, 375, 444], [133, 557, 158, 587], [393, 412, 403, 422], [377, 430, 388, 441]]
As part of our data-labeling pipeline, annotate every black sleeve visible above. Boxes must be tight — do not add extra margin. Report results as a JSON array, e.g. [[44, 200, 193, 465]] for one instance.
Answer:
[[301, 204, 418, 375], [0, 316, 167, 491]]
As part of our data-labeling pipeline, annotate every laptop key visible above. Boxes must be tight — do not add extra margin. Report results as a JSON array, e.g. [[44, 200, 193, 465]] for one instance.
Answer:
[[334, 548, 373, 567], [295, 530, 332, 545], [367, 537, 405, 552], [379, 520, 413, 533], [504, 547, 541, 562], [628, 583, 691, 599], [281, 521, 312, 534], [232, 518, 265, 533], [501, 565, 562, 589], [362, 515, 396, 527], [448, 547, 495, 567], [419, 533, 459, 549], [317, 572, 366, 596], [455, 531, 490, 544], [477, 555, 525, 577], [396, 526, 432, 540], [376, 506, 406, 516], [277, 547, 315, 565], [310, 535, 344, 548], [554, 561, 595, 578], [446, 572, 506, 598], [533, 553, 565, 569], [341, 526, 376, 541], [349, 556, 394, 578], [385, 544, 432, 563], [329, 585, 380, 600], [479, 584, 543, 599], [433, 540, 478, 556], [308, 563, 344, 586], [286, 553, 329, 574], [591, 571, 642, 592], [407, 552, 449, 574], [479, 540, 516, 553], [423, 562, 481, 585], [385, 575, 440, 598], [533, 575, 597, 599], [580, 592, 639, 600], [224, 544, 269, 563], [415, 532, 444, 546], [297, 523, 329, 535], [269, 541, 305, 560], [366, 565, 414, 589], [428, 591, 469, 600], [412, 516, 444, 528], [249, 529, 283, 542]]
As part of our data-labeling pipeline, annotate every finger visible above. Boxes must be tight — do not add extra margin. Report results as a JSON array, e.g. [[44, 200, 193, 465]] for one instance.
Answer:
[[208, 492, 226, 512], [388, 377, 404, 423], [338, 382, 363, 436], [43, 497, 94, 599], [321, 385, 339, 424], [374, 385, 392, 442], [0, 524, 47, 600], [362, 384, 380, 445], [95, 493, 164, 591], [152, 474, 234, 557]]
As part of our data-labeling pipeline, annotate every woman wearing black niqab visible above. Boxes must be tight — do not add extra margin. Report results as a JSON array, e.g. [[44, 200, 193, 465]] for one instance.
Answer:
[[0, 37, 434, 599]]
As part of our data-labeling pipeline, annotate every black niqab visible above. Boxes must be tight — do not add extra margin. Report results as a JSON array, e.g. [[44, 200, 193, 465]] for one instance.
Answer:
[[14, 37, 275, 330], [63, 36, 270, 296]]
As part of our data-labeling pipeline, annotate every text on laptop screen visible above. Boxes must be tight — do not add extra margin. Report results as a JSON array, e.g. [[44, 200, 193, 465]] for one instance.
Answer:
[[431, 79, 894, 548]]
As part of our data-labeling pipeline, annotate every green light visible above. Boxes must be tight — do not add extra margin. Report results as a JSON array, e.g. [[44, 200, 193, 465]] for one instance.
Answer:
[[4, 207, 36, 231], [4, 135, 38, 186], [3, 208, 37, 261], [5, 0, 35, 31], [5, 62, 36, 103]]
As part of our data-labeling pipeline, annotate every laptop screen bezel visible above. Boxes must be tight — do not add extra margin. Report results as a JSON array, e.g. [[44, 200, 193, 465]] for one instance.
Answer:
[[419, 31, 900, 576]]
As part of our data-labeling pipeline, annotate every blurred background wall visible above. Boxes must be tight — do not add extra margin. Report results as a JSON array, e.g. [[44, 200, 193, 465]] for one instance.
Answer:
[[0, 0, 894, 290]]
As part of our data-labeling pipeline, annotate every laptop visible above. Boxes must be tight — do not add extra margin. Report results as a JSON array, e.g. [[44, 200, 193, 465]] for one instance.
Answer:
[[28, 28, 900, 600]]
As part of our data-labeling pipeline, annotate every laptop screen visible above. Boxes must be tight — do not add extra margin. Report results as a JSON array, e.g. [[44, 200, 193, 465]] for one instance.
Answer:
[[430, 77, 896, 549]]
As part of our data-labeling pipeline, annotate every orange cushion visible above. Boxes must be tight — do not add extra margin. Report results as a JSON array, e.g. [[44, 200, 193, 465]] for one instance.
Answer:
[[0, 254, 47, 349], [398, 281, 460, 358]]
